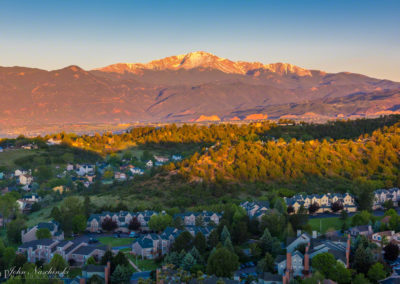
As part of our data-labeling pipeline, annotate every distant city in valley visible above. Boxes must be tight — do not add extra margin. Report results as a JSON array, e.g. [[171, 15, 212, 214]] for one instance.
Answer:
[[1, 0, 400, 283]]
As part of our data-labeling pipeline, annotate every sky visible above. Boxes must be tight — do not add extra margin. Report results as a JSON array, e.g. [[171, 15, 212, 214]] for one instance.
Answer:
[[1, 0, 400, 81]]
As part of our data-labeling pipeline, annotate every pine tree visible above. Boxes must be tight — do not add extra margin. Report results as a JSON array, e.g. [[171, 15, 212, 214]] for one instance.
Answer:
[[181, 252, 196, 271], [111, 265, 131, 284], [194, 232, 207, 254], [206, 247, 239, 277], [190, 247, 203, 264], [165, 252, 181, 267], [220, 226, 231, 243], [224, 237, 234, 253], [259, 228, 280, 256], [353, 245, 374, 274]]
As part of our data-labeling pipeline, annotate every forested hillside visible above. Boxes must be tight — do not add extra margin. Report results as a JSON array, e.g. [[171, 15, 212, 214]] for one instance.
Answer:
[[179, 124, 400, 186], [2, 115, 400, 209]]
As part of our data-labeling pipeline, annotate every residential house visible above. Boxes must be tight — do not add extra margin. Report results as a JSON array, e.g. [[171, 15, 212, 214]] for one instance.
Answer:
[[130, 167, 144, 175], [278, 235, 351, 281], [174, 211, 222, 226], [86, 210, 158, 232], [131, 225, 211, 259], [17, 194, 41, 212], [171, 155, 182, 161], [114, 172, 127, 181], [349, 225, 373, 237], [18, 239, 58, 263], [21, 220, 64, 243], [146, 160, 153, 168], [276, 251, 304, 277], [373, 188, 400, 209], [19, 174, 33, 186], [66, 164, 74, 171], [21, 144, 37, 150], [160, 227, 182, 255], [240, 201, 270, 219], [85, 173, 96, 183], [23, 194, 40, 202], [308, 236, 349, 267], [52, 185, 68, 194], [15, 169, 27, 177], [185, 226, 214, 238], [132, 234, 160, 259], [18, 239, 107, 266], [286, 232, 311, 253], [256, 272, 283, 284], [154, 155, 169, 164], [76, 164, 95, 176], [47, 138, 62, 145], [81, 264, 107, 281], [284, 193, 357, 214], [69, 245, 107, 266], [371, 231, 396, 245]]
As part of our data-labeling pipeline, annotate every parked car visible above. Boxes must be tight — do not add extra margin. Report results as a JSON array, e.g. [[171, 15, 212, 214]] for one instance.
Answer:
[[113, 234, 121, 238], [129, 231, 136, 238], [89, 238, 99, 244]]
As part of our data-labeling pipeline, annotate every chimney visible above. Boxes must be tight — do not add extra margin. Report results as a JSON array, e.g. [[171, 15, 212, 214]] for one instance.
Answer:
[[312, 230, 317, 239], [79, 278, 86, 284], [297, 230, 301, 237], [105, 261, 111, 284], [346, 234, 351, 268], [304, 245, 310, 274], [156, 268, 164, 284], [286, 252, 292, 273]]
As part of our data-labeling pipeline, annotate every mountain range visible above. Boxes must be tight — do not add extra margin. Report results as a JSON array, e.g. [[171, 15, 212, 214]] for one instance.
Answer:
[[1, 51, 400, 130]]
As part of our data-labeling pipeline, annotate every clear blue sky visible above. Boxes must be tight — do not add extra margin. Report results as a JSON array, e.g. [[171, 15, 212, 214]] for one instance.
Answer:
[[1, 0, 399, 81]]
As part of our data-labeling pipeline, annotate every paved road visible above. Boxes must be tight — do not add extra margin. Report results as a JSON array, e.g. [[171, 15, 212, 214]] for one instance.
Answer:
[[308, 209, 400, 219]]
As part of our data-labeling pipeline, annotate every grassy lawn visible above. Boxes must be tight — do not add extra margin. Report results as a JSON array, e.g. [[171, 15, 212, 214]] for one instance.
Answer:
[[0, 149, 42, 169], [309, 214, 384, 233], [126, 254, 160, 271], [309, 216, 344, 233], [26, 202, 60, 227], [98, 237, 133, 247]]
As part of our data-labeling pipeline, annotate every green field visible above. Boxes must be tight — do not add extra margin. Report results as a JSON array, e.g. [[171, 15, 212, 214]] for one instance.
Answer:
[[98, 236, 133, 247], [309, 217, 345, 233], [126, 254, 160, 271], [26, 202, 61, 227], [309, 215, 384, 233], [0, 149, 42, 169]]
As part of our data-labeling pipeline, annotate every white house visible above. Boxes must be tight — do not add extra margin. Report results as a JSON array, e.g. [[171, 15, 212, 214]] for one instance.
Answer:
[[154, 156, 169, 163], [373, 188, 400, 209], [130, 168, 144, 175], [47, 138, 62, 145], [15, 169, 27, 177], [171, 155, 182, 161], [19, 174, 33, 186], [115, 172, 127, 181], [76, 164, 94, 176]]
